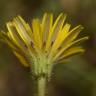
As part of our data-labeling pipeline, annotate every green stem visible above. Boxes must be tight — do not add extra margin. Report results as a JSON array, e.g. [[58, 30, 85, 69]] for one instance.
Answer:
[[37, 77, 46, 96]]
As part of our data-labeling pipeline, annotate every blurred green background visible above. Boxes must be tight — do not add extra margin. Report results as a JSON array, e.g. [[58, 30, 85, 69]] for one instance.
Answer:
[[0, 0, 96, 96]]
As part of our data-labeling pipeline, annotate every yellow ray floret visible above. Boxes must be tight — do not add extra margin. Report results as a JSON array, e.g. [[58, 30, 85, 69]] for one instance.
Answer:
[[13, 51, 29, 67], [32, 19, 42, 50], [13, 17, 32, 46], [6, 22, 27, 52], [49, 23, 71, 57], [45, 13, 67, 51], [41, 13, 53, 44]]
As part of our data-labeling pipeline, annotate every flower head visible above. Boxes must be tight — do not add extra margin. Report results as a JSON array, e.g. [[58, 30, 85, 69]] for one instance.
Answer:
[[0, 13, 88, 78]]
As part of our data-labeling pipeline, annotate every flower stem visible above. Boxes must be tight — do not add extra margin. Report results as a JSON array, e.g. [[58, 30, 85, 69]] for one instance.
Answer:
[[37, 77, 46, 96]]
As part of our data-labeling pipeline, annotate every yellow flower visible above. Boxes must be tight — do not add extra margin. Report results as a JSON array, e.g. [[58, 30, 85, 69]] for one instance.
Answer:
[[0, 13, 88, 78]]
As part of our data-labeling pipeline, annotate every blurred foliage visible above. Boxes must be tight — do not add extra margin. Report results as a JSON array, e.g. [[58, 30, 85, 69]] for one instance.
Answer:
[[0, 0, 96, 96]]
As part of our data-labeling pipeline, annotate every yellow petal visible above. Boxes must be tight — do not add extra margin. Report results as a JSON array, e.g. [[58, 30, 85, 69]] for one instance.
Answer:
[[61, 25, 84, 47], [6, 22, 27, 52], [0, 31, 18, 50], [52, 25, 84, 59], [56, 47, 84, 63], [49, 23, 70, 57], [32, 19, 42, 50], [41, 13, 53, 45], [17, 16, 33, 39], [13, 51, 29, 67], [58, 46, 84, 60], [13, 17, 32, 46], [45, 13, 67, 51], [53, 36, 88, 61]]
